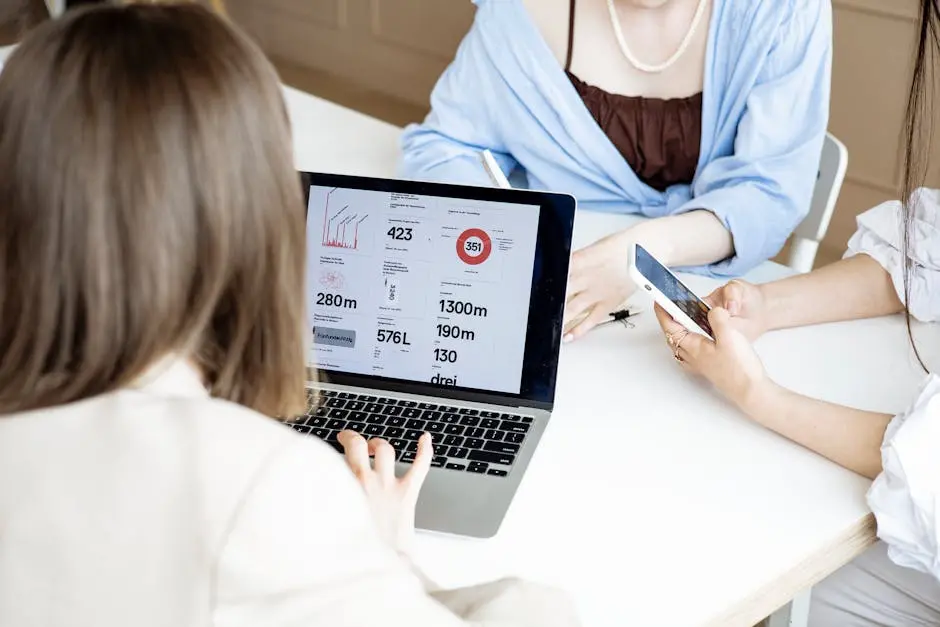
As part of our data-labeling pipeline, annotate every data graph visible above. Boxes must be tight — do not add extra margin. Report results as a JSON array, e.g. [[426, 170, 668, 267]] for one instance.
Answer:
[[322, 188, 369, 250]]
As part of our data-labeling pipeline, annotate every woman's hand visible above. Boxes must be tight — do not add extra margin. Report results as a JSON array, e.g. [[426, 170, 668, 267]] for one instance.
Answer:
[[563, 212, 737, 342], [704, 280, 770, 341], [337, 431, 433, 554], [654, 304, 770, 411], [564, 230, 635, 341]]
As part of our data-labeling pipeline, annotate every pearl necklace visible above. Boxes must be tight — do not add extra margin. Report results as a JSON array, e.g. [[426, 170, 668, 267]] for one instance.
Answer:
[[606, 0, 709, 74]]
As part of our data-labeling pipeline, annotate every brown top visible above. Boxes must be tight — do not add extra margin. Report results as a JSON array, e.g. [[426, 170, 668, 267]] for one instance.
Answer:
[[565, 0, 702, 192]]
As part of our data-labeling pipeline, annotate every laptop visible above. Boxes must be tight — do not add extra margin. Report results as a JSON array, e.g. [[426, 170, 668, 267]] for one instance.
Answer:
[[291, 172, 576, 538]]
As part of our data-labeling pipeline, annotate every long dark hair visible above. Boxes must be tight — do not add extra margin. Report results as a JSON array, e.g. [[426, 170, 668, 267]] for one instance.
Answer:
[[0, 4, 308, 416], [901, 0, 940, 369]]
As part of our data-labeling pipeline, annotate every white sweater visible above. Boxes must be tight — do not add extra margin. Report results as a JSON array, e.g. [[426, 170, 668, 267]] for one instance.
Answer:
[[0, 360, 577, 627]]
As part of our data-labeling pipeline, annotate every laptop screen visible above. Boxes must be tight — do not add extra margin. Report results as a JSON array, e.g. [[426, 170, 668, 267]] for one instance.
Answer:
[[301, 173, 575, 408]]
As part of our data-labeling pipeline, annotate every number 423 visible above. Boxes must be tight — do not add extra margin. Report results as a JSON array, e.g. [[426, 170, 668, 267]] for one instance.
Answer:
[[387, 226, 413, 241]]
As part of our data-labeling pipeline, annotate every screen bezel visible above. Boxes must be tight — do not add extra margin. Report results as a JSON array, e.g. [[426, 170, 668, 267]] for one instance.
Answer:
[[633, 243, 714, 337], [300, 172, 576, 411]]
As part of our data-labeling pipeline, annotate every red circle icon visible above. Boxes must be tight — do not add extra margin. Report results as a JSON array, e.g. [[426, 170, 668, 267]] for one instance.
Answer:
[[456, 228, 492, 265]]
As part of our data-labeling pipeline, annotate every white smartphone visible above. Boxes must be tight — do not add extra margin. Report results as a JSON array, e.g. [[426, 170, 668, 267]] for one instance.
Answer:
[[628, 242, 713, 339]]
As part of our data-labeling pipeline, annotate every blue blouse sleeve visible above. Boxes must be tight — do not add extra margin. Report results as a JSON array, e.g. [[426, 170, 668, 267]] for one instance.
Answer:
[[679, 0, 832, 278], [397, 4, 519, 188]]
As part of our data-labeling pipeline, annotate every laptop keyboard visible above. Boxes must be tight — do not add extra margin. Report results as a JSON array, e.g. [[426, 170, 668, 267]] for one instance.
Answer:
[[288, 389, 533, 478]]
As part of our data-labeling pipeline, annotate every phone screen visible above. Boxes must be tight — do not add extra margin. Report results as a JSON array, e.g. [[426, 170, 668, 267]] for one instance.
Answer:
[[635, 244, 712, 336]]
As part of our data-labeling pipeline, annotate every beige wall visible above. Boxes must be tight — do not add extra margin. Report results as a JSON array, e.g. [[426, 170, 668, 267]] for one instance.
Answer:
[[230, 0, 935, 267], [226, 0, 473, 106], [827, 0, 925, 261]]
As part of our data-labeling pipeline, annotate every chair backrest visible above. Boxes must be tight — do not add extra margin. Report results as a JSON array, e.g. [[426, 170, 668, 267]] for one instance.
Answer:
[[787, 133, 848, 273]]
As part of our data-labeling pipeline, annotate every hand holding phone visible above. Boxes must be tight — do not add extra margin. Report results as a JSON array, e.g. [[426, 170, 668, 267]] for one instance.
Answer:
[[628, 243, 713, 339]]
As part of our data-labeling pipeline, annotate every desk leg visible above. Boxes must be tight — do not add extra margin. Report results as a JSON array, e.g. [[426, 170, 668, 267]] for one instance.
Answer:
[[767, 588, 812, 627]]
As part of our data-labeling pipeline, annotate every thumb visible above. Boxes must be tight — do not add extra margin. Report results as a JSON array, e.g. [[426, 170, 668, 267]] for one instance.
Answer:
[[722, 283, 744, 316], [708, 307, 734, 339], [705, 283, 738, 314]]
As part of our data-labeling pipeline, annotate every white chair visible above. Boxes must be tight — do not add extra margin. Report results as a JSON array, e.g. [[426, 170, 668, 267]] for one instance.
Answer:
[[787, 133, 849, 273]]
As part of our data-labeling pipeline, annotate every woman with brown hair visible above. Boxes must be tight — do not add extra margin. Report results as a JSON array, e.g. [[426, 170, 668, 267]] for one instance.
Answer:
[[0, 0, 49, 51], [0, 4, 576, 626], [0, 0, 220, 67], [654, 1, 940, 623]]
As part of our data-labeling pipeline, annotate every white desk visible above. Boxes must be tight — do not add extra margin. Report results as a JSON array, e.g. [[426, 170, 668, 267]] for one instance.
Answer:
[[285, 85, 402, 179], [286, 85, 938, 627], [412, 214, 936, 627]]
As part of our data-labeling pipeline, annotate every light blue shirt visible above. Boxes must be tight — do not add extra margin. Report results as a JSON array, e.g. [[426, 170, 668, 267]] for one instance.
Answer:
[[399, 0, 832, 277]]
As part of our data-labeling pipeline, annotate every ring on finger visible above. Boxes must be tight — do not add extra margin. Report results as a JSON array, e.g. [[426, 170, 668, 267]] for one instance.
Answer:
[[672, 330, 690, 363]]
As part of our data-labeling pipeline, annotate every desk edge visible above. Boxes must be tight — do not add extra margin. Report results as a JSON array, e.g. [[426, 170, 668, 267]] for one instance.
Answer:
[[703, 513, 877, 627]]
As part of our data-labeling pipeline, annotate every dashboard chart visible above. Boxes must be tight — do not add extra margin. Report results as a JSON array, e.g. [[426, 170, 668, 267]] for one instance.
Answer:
[[319, 187, 371, 251], [305, 185, 540, 394]]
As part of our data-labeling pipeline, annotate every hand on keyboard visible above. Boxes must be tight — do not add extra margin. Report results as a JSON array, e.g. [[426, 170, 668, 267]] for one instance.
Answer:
[[336, 430, 433, 554]]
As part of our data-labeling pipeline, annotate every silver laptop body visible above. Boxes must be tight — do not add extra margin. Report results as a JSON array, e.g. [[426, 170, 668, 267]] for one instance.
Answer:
[[294, 172, 576, 539]]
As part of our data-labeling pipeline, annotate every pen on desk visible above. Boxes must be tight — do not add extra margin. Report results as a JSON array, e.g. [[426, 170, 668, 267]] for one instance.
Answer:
[[566, 308, 640, 340], [609, 309, 637, 322], [489, 148, 636, 331], [480, 149, 512, 189], [605, 308, 642, 327]]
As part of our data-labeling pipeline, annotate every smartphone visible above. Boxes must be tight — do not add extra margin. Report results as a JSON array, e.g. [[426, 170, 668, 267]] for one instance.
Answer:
[[628, 242, 713, 338]]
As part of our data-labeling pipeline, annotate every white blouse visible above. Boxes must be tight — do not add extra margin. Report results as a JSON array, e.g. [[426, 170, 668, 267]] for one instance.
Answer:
[[844, 187, 940, 581], [0, 360, 578, 627]]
